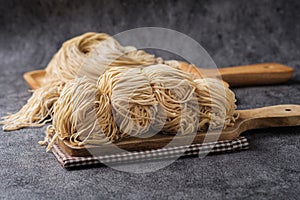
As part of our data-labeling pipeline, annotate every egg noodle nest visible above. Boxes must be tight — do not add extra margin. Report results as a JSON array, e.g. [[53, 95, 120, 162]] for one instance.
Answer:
[[0, 32, 238, 150]]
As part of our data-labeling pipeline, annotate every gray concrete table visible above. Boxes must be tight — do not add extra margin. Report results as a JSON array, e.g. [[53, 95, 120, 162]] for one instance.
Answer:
[[0, 0, 299, 199]]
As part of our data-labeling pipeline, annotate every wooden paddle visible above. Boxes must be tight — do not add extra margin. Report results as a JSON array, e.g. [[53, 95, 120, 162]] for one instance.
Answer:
[[24, 62, 294, 89], [58, 104, 300, 156]]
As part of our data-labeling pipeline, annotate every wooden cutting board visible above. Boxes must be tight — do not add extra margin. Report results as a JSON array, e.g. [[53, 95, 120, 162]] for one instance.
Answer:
[[24, 62, 294, 89], [57, 104, 300, 157], [28, 62, 294, 156]]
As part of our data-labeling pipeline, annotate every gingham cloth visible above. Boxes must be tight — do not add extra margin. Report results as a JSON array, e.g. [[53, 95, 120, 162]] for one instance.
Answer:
[[48, 137, 249, 168]]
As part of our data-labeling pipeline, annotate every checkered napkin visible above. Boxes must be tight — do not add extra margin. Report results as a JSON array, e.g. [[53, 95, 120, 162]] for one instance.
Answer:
[[48, 137, 249, 168]]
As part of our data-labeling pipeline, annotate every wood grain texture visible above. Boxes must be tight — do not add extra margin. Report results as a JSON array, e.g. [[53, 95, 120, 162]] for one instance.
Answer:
[[177, 62, 294, 87], [218, 63, 294, 86], [23, 70, 46, 89], [58, 104, 300, 156], [24, 62, 294, 89]]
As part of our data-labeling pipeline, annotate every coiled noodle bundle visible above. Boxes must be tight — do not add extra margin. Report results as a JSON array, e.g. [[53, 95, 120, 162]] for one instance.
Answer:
[[50, 64, 238, 146], [1, 32, 162, 130]]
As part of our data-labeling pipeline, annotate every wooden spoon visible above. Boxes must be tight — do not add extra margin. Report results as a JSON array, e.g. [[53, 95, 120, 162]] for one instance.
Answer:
[[23, 62, 294, 89], [58, 104, 300, 156]]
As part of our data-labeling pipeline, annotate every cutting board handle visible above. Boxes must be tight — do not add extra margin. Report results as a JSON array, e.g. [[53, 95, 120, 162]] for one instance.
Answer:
[[178, 62, 294, 87], [219, 63, 294, 87], [233, 104, 300, 134]]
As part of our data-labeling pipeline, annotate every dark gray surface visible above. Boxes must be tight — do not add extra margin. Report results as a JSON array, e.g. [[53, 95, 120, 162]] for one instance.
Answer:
[[0, 0, 300, 199]]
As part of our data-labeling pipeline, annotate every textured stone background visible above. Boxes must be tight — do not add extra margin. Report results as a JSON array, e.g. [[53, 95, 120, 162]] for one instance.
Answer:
[[0, 0, 299, 199]]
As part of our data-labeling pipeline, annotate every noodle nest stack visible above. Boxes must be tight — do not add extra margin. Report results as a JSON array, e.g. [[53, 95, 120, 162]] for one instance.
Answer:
[[51, 64, 238, 146], [0, 32, 239, 150]]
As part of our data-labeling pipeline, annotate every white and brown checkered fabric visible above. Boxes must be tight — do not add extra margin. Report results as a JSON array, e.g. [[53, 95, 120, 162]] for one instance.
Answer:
[[48, 137, 249, 168]]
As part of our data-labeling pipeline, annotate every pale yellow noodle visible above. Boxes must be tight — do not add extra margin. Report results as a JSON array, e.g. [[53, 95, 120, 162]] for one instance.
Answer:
[[1, 32, 162, 131], [49, 64, 238, 148], [1, 81, 64, 131]]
